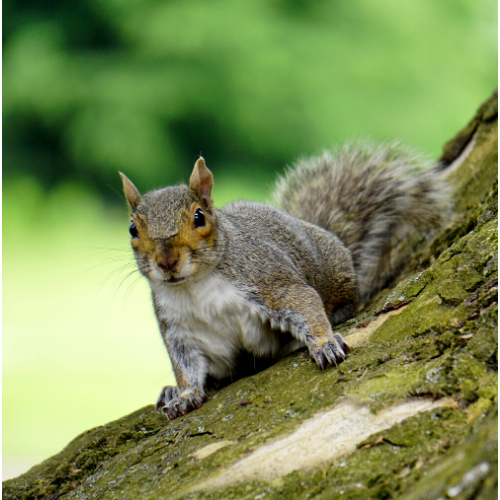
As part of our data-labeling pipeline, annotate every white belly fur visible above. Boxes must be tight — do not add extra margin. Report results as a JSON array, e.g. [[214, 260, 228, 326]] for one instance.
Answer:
[[153, 273, 293, 378]]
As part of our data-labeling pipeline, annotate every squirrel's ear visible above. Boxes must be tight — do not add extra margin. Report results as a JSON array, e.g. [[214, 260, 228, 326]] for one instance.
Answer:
[[189, 157, 213, 209], [119, 172, 141, 210]]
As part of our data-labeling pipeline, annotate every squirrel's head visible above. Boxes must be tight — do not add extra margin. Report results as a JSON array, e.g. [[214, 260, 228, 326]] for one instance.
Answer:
[[120, 158, 220, 285]]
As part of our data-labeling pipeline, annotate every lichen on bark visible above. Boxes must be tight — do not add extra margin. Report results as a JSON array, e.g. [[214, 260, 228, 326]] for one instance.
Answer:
[[3, 91, 497, 500]]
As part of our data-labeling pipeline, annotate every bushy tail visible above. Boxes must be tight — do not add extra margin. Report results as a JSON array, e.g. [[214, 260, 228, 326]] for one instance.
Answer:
[[273, 141, 450, 303]]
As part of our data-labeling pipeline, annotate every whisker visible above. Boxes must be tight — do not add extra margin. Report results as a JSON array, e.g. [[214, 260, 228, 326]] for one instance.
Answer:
[[123, 273, 148, 302], [110, 270, 142, 303], [92, 264, 140, 300], [77, 259, 137, 279], [79, 246, 134, 253]]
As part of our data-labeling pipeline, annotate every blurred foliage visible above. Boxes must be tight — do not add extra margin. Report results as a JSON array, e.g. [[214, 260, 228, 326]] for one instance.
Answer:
[[3, 0, 497, 200]]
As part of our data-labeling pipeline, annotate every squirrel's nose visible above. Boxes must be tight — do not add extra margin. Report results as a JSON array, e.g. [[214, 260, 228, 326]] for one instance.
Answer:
[[156, 252, 179, 273]]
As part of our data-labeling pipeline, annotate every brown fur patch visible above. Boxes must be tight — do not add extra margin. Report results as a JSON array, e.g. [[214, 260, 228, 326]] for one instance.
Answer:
[[259, 281, 332, 345], [131, 213, 155, 256]]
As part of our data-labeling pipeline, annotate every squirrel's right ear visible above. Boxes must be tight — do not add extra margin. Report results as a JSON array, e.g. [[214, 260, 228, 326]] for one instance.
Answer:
[[119, 172, 141, 210], [189, 157, 214, 209]]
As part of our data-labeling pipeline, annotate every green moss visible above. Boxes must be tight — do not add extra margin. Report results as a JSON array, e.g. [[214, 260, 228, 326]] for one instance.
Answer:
[[438, 266, 483, 305], [377, 270, 433, 312], [355, 362, 428, 407], [467, 323, 498, 366], [400, 408, 498, 500], [447, 109, 498, 213]]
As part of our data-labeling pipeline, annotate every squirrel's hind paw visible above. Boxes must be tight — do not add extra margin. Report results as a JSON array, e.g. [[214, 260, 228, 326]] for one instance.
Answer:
[[157, 387, 207, 420], [309, 333, 350, 370]]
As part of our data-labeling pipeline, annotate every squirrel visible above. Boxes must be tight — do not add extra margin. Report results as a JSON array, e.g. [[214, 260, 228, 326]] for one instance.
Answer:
[[120, 142, 449, 420]]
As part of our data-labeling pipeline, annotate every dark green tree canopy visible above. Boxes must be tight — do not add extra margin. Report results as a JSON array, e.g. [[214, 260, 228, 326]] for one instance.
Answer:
[[3, 1, 496, 199]]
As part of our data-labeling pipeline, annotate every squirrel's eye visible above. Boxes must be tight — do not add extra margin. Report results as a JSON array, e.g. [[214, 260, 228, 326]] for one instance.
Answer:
[[194, 208, 206, 228], [129, 221, 139, 238]]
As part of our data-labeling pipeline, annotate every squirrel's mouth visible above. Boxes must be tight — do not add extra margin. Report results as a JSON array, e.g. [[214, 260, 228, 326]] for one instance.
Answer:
[[164, 276, 186, 284]]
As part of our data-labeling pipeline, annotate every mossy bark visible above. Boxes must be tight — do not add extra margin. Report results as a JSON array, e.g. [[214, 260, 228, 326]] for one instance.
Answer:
[[3, 91, 497, 500]]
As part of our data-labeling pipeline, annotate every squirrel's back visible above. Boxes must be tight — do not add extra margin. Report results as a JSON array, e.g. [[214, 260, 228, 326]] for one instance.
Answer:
[[273, 142, 450, 302], [217, 200, 360, 325]]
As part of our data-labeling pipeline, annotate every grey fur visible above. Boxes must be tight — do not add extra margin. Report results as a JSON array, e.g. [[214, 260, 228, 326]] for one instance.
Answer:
[[216, 201, 358, 322], [273, 141, 450, 302]]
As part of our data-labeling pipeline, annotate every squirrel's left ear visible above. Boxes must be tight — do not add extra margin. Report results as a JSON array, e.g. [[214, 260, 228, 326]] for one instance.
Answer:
[[189, 157, 213, 209], [119, 172, 141, 210]]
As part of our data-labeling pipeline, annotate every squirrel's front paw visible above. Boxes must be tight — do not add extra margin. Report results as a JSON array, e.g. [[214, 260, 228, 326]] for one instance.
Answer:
[[156, 385, 179, 412], [308, 332, 351, 370], [156, 386, 207, 420]]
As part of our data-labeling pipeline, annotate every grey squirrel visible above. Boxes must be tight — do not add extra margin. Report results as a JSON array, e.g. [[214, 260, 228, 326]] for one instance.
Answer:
[[120, 142, 449, 420]]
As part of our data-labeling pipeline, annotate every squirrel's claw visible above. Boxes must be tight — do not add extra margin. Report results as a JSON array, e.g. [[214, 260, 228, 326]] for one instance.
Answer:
[[157, 389, 207, 419], [156, 385, 179, 412], [309, 332, 350, 370]]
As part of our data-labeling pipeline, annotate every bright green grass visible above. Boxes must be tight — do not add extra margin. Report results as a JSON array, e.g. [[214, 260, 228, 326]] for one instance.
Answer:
[[3, 175, 270, 475]]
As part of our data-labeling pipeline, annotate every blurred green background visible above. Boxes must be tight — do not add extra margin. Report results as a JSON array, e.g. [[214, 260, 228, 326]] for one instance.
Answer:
[[3, 0, 497, 479]]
